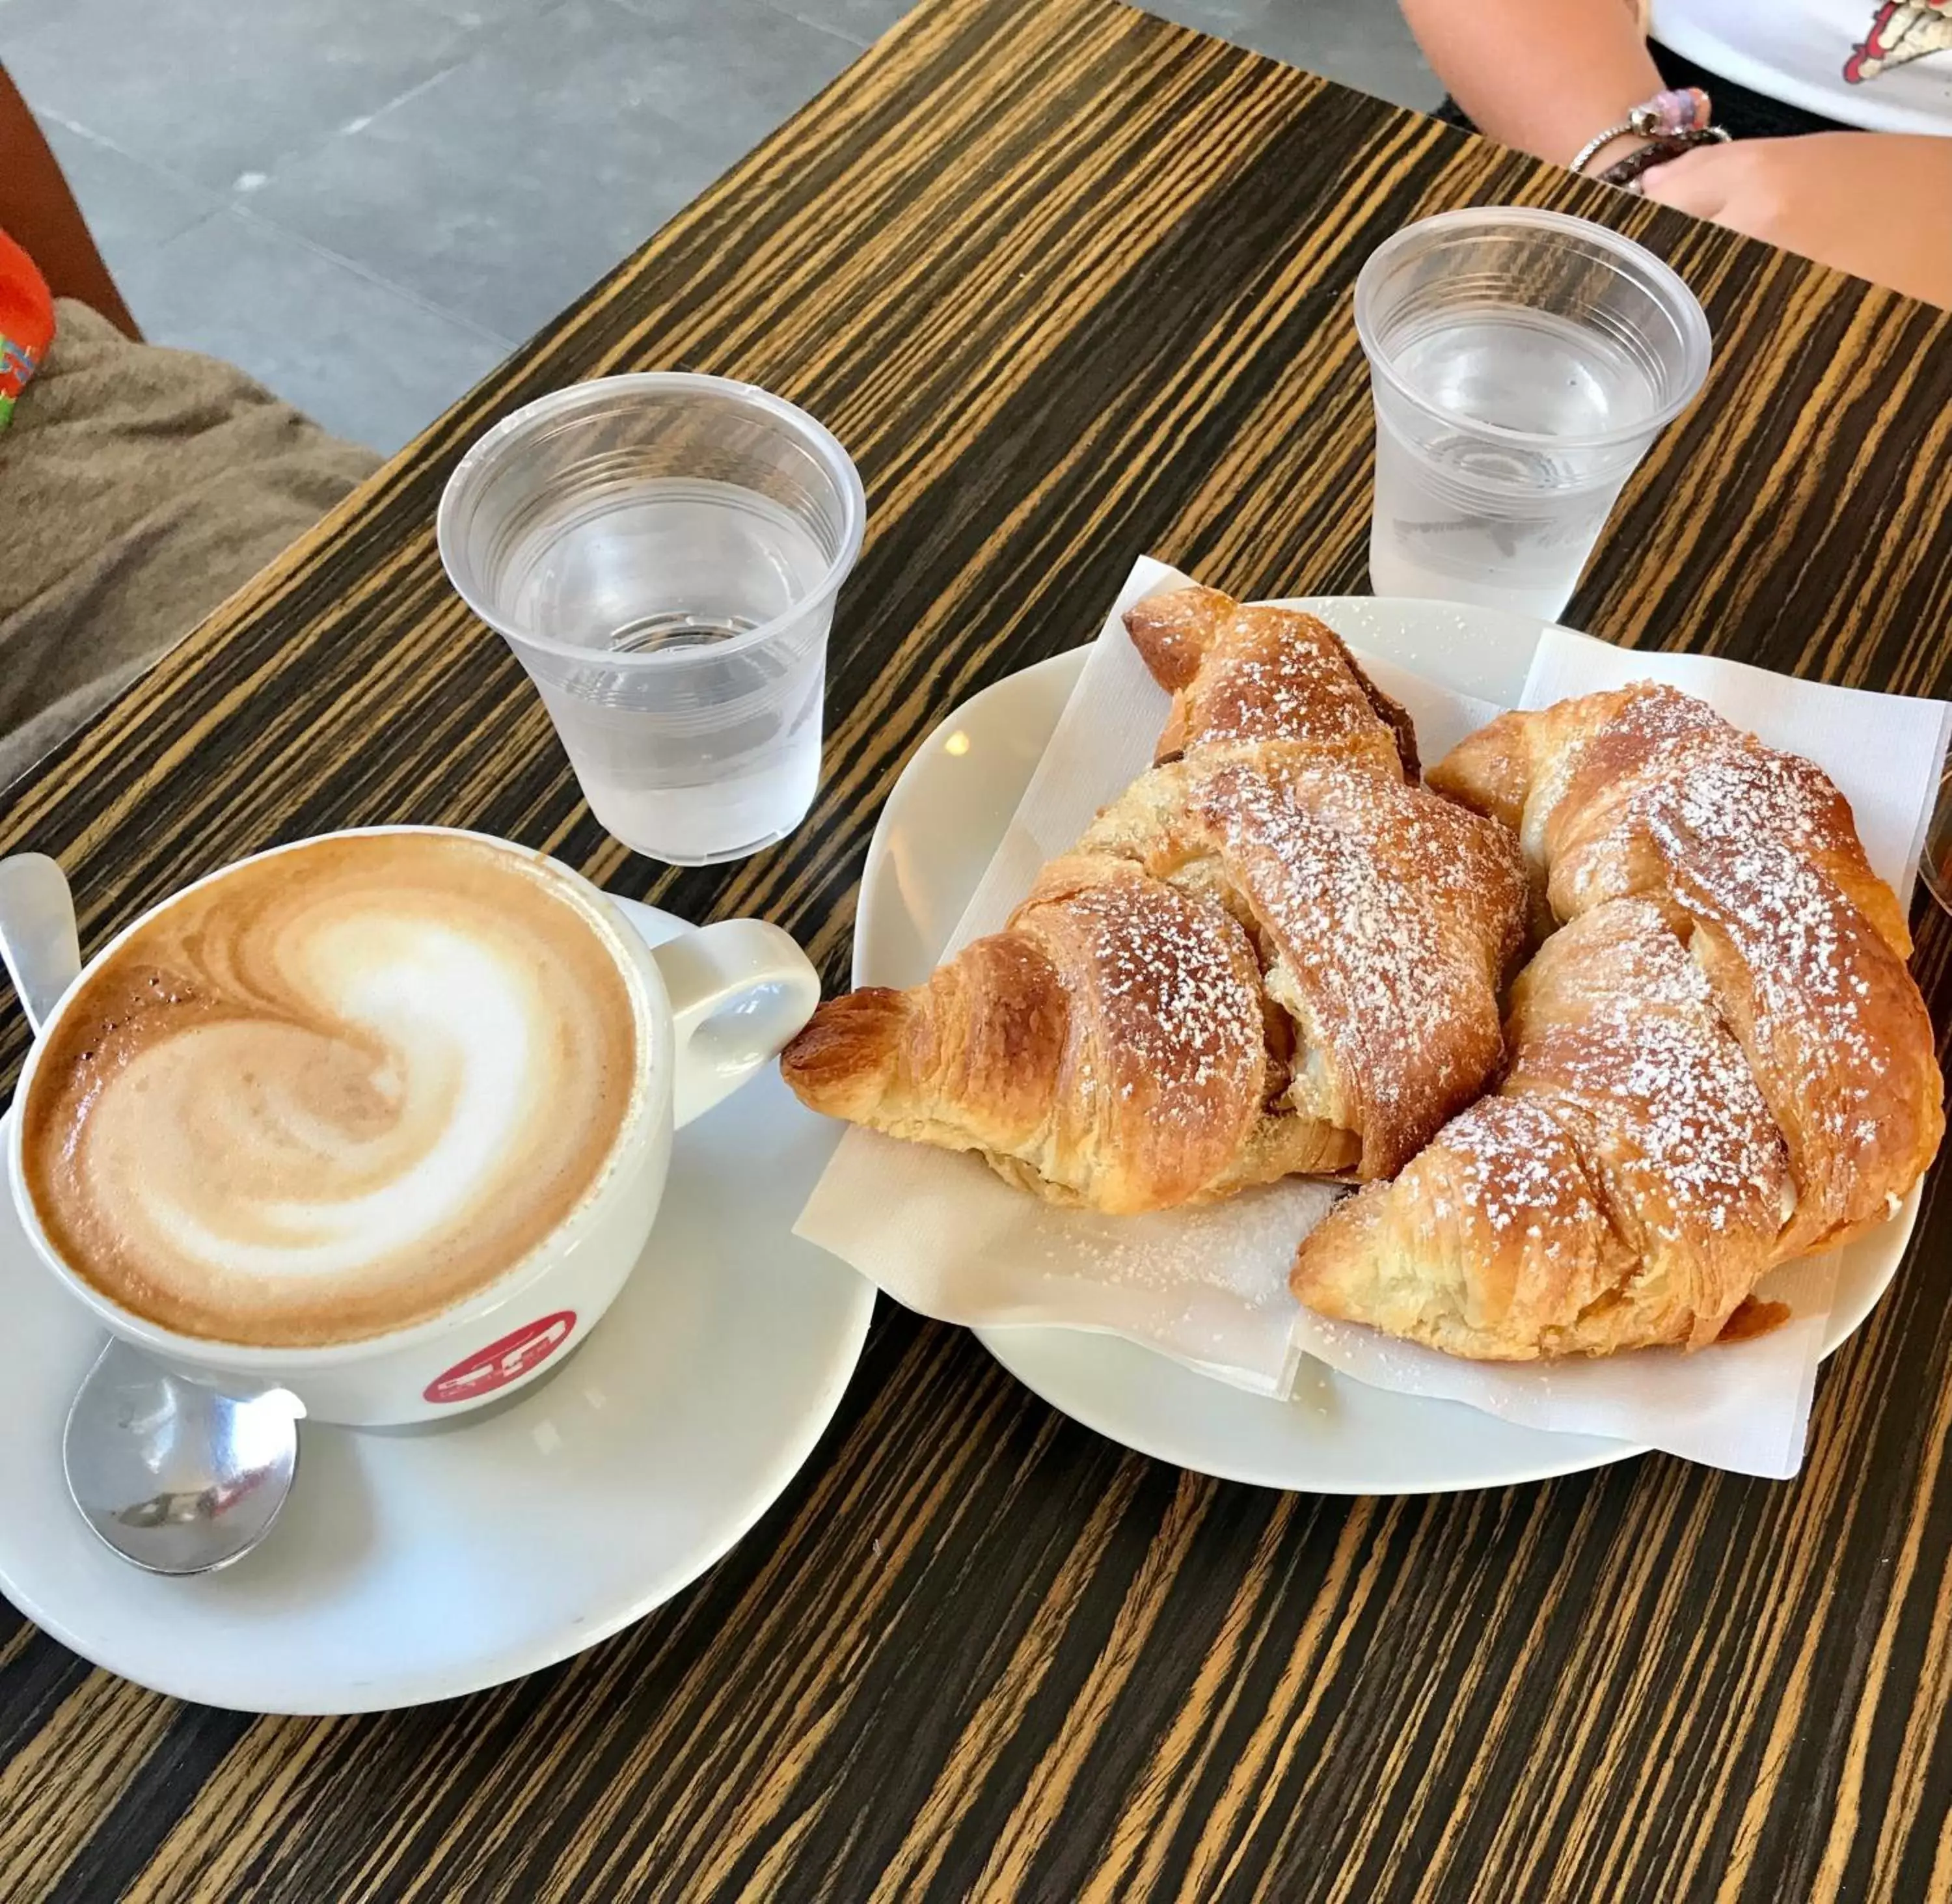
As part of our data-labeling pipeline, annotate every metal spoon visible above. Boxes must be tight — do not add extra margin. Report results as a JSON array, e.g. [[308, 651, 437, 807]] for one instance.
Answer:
[[0, 853, 299, 1574], [63, 1341, 300, 1575]]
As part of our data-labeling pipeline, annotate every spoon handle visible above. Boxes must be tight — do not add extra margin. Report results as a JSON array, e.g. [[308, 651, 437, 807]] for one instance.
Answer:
[[0, 853, 81, 1037]]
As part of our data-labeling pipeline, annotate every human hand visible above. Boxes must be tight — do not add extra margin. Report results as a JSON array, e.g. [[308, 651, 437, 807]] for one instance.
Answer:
[[1641, 132, 1952, 310]]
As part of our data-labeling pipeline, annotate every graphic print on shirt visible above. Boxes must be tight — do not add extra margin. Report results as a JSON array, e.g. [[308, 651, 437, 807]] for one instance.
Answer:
[[1847, 0, 1952, 81], [0, 338, 35, 424]]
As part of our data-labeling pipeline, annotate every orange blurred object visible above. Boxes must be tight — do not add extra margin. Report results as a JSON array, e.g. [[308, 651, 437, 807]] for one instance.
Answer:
[[0, 226, 55, 428]]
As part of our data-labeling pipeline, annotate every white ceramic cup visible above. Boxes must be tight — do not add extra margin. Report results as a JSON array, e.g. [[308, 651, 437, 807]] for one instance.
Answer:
[[5, 826, 820, 1427]]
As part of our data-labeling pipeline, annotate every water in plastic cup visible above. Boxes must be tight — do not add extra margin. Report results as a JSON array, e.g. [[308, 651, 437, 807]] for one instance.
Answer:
[[437, 373, 866, 864], [1355, 208, 1711, 622]]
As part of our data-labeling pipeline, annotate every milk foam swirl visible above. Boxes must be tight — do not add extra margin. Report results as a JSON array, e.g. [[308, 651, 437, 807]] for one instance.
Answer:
[[23, 835, 642, 1348]]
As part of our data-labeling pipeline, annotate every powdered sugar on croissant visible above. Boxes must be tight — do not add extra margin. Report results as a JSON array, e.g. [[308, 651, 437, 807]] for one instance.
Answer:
[[781, 586, 1528, 1212], [1292, 684, 1943, 1357]]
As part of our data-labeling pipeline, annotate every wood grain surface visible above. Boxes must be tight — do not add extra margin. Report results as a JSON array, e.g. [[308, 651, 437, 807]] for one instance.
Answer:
[[5, 1, 1952, 1897]]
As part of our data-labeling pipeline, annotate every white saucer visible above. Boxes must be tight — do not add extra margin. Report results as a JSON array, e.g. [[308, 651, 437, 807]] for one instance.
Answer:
[[855, 601, 1919, 1493], [0, 901, 872, 1713]]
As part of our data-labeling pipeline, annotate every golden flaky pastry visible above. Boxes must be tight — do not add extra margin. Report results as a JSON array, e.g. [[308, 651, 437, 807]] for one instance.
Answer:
[[780, 586, 1528, 1212], [1292, 683, 1944, 1358]]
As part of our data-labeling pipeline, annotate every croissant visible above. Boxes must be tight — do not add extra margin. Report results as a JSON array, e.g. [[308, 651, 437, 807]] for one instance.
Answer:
[[781, 586, 1529, 1212], [1291, 683, 1944, 1358]]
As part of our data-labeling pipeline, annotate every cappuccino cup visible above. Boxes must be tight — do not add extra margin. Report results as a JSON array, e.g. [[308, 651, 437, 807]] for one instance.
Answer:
[[6, 826, 819, 1426]]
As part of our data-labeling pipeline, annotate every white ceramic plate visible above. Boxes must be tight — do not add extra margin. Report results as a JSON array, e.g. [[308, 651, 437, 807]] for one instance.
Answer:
[[0, 901, 873, 1713], [855, 601, 1920, 1493]]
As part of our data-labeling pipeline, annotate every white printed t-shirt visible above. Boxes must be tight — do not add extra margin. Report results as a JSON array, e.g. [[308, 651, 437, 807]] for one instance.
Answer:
[[1649, 0, 1952, 132]]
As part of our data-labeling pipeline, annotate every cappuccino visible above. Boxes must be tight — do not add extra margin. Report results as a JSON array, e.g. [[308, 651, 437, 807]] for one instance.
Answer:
[[21, 833, 643, 1349]]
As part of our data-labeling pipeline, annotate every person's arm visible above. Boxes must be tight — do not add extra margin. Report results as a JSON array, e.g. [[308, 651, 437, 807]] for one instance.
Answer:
[[1400, 1, 1952, 310], [1644, 133, 1952, 308], [0, 61, 140, 339], [1400, 0, 1664, 170]]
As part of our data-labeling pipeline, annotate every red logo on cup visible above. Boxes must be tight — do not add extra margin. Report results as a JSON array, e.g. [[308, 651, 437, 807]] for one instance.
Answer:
[[424, 1311, 577, 1405]]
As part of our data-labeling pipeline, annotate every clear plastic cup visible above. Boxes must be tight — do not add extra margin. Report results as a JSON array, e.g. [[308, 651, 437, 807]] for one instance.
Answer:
[[1355, 207, 1711, 621], [438, 373, 866, 865]]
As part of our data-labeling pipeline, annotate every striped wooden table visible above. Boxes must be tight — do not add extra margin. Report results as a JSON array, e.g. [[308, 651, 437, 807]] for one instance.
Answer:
[[5, 1, 1952, 1897]]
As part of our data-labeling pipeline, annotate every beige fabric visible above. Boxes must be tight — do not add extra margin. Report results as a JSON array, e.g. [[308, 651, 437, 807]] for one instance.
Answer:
[[0, 300, 379, 789]]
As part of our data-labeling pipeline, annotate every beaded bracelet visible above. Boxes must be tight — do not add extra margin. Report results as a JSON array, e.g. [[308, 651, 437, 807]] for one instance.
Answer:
[[1593, 126, 1729, 191], [1569, 87, 1720, 174]]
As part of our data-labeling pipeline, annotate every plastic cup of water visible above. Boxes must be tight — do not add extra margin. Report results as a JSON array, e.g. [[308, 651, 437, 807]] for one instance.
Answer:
[[437, 372, 867, 865], [1354, 207, 1711, 622]]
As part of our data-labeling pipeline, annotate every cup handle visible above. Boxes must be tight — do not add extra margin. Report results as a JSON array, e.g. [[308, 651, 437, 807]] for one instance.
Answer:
[[650, 920, 820, 1129]]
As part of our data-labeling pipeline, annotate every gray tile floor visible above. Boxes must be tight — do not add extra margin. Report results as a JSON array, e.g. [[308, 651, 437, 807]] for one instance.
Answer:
[[12, 0, 1437, 454]]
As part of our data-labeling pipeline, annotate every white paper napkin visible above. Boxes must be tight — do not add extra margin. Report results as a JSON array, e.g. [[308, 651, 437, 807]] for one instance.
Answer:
[[1286, 626, 1952, 1478], [794, 556, 1502, 1394]]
